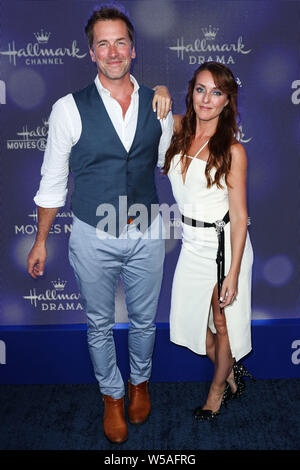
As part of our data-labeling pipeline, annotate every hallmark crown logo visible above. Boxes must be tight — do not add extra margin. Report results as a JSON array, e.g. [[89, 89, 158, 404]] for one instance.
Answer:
[[0, 27, 87, 66], [169, 25, 252, 65], [201, 25, 219, 41], [52, 278, 67, 291], [34, 29, 51, 44], [7, 118, 48, 152], [23, 280, 82, 311]]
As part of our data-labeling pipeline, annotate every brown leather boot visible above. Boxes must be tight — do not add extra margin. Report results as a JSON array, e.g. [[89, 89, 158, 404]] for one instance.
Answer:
[[102, 395, 128, 443], [128, 380, 151, 424]]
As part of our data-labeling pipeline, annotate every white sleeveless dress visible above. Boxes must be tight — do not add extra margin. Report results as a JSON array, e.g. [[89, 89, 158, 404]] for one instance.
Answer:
[[168, 144, 253, 361]]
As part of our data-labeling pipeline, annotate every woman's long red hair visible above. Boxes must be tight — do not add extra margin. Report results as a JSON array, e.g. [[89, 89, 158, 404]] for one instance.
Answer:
[[163, 62, 239, 188]]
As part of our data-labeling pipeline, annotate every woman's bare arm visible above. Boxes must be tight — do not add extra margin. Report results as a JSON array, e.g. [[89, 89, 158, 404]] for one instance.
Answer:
[[219, 142, 248, 308]]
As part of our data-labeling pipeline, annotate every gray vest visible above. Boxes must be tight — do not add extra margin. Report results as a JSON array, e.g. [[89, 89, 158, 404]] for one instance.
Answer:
[[70, 83, 162, 236]]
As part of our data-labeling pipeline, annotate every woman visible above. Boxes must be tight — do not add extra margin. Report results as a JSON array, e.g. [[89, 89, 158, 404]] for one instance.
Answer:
[[163, 62, 254, 420]]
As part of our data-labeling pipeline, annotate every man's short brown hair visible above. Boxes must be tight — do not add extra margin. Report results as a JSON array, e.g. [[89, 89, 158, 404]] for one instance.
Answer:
[[85, 5, 135, 48]]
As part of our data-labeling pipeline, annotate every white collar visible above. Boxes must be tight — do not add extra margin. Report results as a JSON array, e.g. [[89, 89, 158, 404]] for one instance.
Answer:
[[94, 74, 140, 97]]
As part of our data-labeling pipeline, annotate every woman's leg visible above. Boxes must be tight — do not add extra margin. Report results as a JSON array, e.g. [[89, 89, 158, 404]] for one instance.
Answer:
[[205, 302, 237, 394], [205, 327, 215, 363], [203, 284, 235, 412]]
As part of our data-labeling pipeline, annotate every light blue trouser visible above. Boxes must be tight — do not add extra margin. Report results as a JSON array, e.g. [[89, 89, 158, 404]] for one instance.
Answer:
[[68, 216, 165, 399]]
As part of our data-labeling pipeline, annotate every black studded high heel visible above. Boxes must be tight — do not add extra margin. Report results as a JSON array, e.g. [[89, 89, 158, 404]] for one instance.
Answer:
[[194, 384, 231, 421], [227, 361, 256, 400]]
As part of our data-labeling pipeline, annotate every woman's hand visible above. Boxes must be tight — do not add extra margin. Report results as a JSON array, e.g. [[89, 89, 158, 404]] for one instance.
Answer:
[[152, 85, 172, 119], [219, 271, 238, 309]]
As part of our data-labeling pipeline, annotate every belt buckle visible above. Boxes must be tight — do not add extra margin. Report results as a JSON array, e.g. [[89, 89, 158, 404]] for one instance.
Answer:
[[215, 219, 226, 235]]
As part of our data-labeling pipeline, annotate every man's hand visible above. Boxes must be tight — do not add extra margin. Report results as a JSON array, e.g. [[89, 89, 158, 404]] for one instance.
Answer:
[[152, 85, 172, 119], [27, 242, 47, 279], [27, 206, 59, 279]]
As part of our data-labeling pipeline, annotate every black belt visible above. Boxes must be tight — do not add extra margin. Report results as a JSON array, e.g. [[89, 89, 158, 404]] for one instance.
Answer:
[[181, 211, 230, 312]]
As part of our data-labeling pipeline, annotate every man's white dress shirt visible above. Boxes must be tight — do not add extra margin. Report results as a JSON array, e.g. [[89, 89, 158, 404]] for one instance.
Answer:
[[34, 75, 173, 210]]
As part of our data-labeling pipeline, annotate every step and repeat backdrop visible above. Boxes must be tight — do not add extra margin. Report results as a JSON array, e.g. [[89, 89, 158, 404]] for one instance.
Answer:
[[0, 0, 299, 328]]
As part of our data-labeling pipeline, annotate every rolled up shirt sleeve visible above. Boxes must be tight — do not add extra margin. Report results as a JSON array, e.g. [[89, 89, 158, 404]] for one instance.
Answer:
[[157, 111, 174, 169], [33, 94, 79, 208]]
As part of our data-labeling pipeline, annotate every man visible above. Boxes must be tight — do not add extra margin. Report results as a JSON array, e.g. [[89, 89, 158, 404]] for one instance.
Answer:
[[27, 6, 173, 444]]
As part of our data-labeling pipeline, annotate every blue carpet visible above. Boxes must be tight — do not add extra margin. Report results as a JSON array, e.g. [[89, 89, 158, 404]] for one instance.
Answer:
[[0, 379, 299, 450]]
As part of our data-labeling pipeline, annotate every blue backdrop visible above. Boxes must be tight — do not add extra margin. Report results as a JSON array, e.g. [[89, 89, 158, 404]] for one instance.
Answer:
[[0, 0, 299, 382]]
